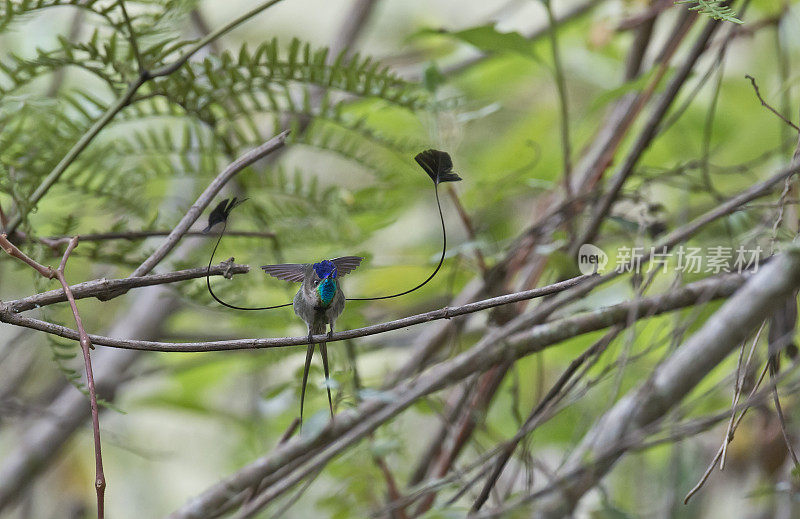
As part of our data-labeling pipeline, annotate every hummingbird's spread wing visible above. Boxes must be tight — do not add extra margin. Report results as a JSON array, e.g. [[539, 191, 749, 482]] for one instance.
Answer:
[[331, 256, 364, 277], [260, 263, 306, 282]]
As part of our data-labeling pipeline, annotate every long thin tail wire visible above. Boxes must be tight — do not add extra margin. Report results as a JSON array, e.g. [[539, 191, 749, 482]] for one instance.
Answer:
[[206, 221, 293, 310], [207, 181, 449, 308], [348, 183, 447, 301]]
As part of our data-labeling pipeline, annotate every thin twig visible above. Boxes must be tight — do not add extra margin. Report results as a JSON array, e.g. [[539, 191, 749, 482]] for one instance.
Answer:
[[720, 322, 764, 469], [2, 261, 249, 313], [684, 363, 769, 503], [543, 0, 573, 199], [118, 0, 144, 73], [37, 229, 276, 247], [0, 234, 56, 278], [745, 74, 800, 132], [0, 236, 106, 517]]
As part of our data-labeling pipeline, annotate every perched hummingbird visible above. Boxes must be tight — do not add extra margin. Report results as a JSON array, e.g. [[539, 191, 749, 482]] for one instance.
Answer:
[[261, 256, 363, 422]]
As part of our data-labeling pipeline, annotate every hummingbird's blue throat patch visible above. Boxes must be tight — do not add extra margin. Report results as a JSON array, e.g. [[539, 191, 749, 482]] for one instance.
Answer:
[[313, 260, 337, 280], [317, 278, 337, 306]]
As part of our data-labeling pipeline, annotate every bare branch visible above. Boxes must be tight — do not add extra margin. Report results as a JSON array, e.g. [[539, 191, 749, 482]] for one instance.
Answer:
[[2, 261, 249, 314], [0, 234, 55, 278], [745, 74, 800, 132]]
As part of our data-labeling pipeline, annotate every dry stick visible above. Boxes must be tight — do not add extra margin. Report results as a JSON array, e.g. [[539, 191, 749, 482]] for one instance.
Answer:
[[0, 274, 593, 352], [720, 321, 765, 470], [745, 74, 800, 132], [769, 360, 800, 468], [373, 456, 409, 519], [3, 0, 288, 234], [447, 186, 487, 274], [0, 235, 55, 278], [0, 235, 106, 518], [684, 363, 769, 504], [165, 271, 750, 519], [2, 261, 249, 314], [54, 238, 105, 519]]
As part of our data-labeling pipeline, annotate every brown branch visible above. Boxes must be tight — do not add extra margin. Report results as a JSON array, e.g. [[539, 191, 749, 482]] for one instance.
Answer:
[[0, 234, 56, 278], [0, 235, 106, 517], [0, 275, 593, 352], [446, 185, 487, 273], [2, 261, 249, 314], [470, 327, 622, 512], [745, 74, 800, 132]]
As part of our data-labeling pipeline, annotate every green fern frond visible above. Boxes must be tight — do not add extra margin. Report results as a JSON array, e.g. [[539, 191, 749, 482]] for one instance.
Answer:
[[675, 1, 742, 24], [151, 38, 427, 114]]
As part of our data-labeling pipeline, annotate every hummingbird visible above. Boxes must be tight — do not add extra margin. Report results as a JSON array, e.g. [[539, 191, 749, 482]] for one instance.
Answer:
[[261, 256, 363, 422]]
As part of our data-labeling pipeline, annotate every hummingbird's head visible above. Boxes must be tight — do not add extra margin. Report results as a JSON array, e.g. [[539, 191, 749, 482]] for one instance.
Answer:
[[312, 260, 338, 306]]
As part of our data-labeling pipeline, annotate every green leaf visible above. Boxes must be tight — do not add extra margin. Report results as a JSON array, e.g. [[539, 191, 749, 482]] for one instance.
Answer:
[[419, 24, 539, 60]]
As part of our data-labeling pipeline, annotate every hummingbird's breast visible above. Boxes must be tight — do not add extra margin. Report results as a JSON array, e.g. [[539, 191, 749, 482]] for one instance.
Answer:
[[317, 278, 337, 307]]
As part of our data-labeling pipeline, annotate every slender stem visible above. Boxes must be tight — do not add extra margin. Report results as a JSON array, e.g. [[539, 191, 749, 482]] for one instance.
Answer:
[[54, 238, 105, 518], [3, 261, 249, 314], [38, 229, 276, 246], [0, 234, 56, 278], [745, 74, 800, 132], [543, 0, 573, 197], [0, 235, 105, 518], [118, 0, 144, 73]]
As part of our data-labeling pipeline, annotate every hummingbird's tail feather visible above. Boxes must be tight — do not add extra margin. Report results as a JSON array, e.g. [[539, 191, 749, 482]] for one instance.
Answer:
[[320, 342, 334, 418], [299, 339, 315, 426]]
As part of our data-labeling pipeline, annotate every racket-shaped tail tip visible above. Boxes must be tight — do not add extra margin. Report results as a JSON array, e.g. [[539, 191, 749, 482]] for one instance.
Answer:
[[414, 149, 462, 185]]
